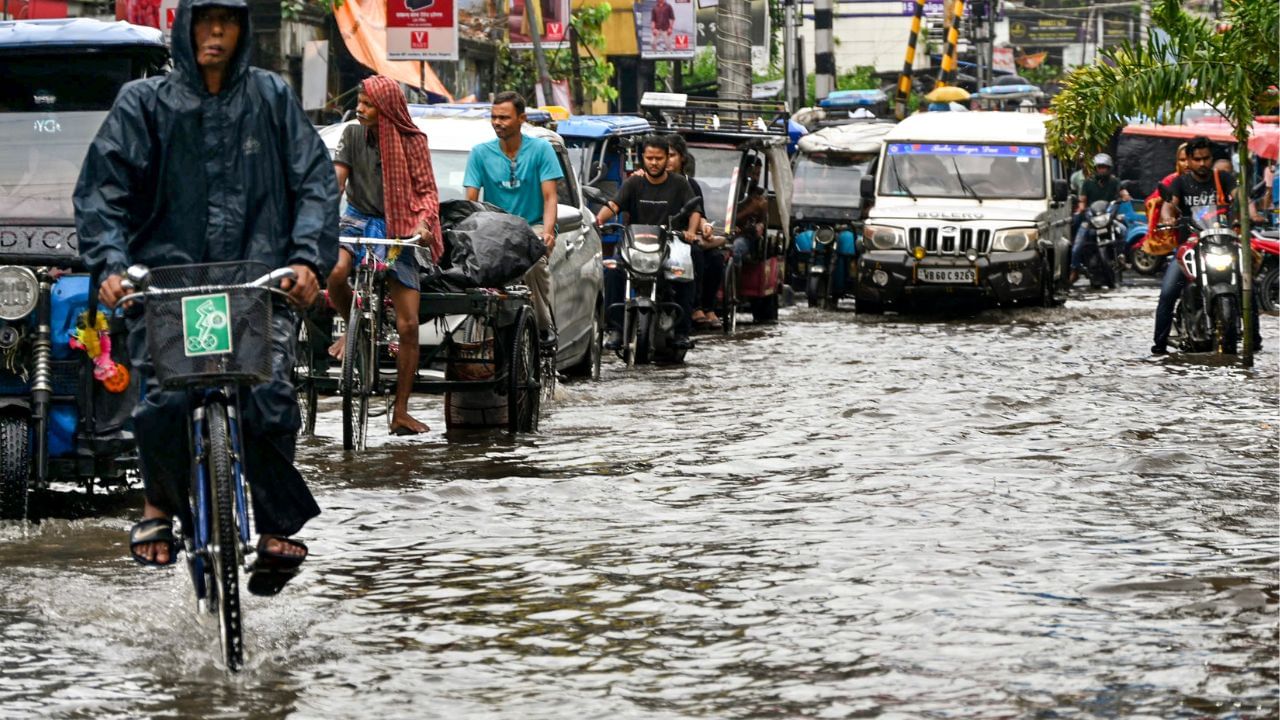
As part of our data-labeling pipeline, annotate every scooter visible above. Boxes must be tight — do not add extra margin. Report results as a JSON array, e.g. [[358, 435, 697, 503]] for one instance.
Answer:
[[1173, 209, 1246, 354], [1081, 199, 1128, 289], [1251, 226, 1279, 315], [603, 197, 702, 367]]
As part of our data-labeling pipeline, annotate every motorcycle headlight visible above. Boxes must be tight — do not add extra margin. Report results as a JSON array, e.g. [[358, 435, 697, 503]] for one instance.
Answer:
[[1090, 214, 1111, 229], [864, 225, 905, 251], [0, 267, 39, 320], [1205, 249, 1235, 272], [991, 228, 1038, 253], [630, 249, 662, 275], [815, 226, 836, 245]]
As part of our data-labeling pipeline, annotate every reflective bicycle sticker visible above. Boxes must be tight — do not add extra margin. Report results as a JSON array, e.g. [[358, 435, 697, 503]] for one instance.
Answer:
[[181, 293, 234, 357]]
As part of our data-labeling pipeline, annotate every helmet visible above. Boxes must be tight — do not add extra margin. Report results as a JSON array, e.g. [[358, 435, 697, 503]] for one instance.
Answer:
[[1092, 153, 1113, 168]]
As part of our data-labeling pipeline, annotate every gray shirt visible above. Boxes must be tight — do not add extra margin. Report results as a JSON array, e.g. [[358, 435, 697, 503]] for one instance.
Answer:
[[334, 123, 385, 218]]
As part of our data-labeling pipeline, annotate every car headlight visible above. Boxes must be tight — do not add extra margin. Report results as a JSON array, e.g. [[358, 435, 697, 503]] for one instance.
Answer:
[[0, 267, 39, 320], [815, 226, 836, 245], [991, 228, 1038, 253], [1205, 249, 1235, 272], [864, 225, 905, 251]]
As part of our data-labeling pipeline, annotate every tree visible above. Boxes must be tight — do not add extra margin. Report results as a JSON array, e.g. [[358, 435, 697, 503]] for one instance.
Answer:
[[1047, 0, 1279, 366]]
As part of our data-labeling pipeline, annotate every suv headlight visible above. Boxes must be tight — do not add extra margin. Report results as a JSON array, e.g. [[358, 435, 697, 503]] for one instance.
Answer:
[[863, 225, 905, 251], [991, 228, 1038, 253], [0, 267, 39, 320]]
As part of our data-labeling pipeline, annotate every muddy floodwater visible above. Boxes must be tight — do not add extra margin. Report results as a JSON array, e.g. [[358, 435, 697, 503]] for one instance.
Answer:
[[1, 284, 1276, 719]]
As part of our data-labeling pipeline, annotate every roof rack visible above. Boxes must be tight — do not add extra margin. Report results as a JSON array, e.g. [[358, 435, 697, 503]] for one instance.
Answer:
[[640, 92, 790, 137]]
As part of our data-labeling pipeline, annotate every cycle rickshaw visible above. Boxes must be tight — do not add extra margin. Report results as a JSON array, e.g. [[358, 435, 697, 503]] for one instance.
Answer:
[[293, 237, 543, 452]]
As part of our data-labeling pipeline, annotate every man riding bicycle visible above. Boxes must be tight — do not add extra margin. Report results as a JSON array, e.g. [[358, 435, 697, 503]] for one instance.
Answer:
[[74, 0, 338, 593], [325, 75, 443, 436]]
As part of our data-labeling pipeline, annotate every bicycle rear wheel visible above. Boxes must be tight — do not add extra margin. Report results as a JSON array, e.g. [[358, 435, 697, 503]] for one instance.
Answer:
[[341, 300, 373, 452], [205, 401, 244, 671]]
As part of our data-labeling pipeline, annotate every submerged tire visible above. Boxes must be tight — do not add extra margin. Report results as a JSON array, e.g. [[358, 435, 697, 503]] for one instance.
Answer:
[[1214, 294, 1239, 356], [1132, 248, 1162, 276], [1258, 263, 1279, 315], [206, 403, 244, 671], [0, 415, 30, 521]]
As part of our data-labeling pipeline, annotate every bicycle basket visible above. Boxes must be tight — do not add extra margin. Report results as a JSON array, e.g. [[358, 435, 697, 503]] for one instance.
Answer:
[[143, 262, 274, 388]]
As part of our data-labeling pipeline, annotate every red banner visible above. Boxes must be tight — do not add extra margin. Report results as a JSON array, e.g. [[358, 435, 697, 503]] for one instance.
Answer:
[[4, 0, 68, 19]]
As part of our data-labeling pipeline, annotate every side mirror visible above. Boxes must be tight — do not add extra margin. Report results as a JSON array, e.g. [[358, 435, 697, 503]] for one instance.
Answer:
[[860, 174, 876, 199], [582, 185, 607, 206], [557, 205, 583, 231], [1051, 178, 1069, 203]]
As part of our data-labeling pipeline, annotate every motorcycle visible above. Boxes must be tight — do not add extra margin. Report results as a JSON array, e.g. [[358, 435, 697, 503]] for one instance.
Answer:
[[1080, 199, 1128, 289], [0, 265, 137, 519], [1172, 208, 1246, 355], [602, 197, 701, 367], [795, 223, 858, 309], [1251, 226, 1279, 315]]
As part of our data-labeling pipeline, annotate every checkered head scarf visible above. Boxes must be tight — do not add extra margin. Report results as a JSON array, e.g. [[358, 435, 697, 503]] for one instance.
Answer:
[[361, 75, 444, 261]]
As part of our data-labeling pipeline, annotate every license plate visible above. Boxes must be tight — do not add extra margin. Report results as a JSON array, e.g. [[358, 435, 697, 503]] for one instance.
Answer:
[[0, 226, 79, 260], [919, 267, 976, 284]]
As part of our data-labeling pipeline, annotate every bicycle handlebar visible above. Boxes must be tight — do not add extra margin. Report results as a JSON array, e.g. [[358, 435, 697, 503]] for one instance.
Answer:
[[347, 234, 422, 247], [116, 265, 298, 308]]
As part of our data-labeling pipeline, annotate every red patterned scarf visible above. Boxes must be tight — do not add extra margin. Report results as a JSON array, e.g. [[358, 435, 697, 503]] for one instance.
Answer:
[[362, 75, 444, 261]]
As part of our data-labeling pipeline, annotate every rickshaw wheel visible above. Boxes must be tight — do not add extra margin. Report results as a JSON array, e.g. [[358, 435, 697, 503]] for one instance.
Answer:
[[749, 294, 779, 323], [507, 308, 540, 433], [0, 415, 30, 520], [293, 316, 321, 436], [721, 269, 738, 334]]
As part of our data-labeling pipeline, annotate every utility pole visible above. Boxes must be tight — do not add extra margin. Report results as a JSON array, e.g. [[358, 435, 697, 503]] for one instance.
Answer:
[[937, 0, 964, 87], [716, 0, 752, 100], [783, 0, 798, 110], [814, 0, 835, 100], [526, 0, 555, 106], [1138, 0, 1149, 38]]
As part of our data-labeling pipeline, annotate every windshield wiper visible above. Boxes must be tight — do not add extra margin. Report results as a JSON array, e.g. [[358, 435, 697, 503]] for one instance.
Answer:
[[950, 157, 983, 205], [890, 154, 918, 201]]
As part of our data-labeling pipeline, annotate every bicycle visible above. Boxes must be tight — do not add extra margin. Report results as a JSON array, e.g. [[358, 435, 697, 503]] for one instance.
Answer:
[[120, 261, 296, 672], [340, 236, 419, 452]]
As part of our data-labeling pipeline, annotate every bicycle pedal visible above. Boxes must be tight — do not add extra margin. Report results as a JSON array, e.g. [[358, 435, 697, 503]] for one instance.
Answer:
[[369, 406, 389, 418]]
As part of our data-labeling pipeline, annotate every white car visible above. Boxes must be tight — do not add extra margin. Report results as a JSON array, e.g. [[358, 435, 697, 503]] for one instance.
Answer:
[[318, 113, 605, 378]]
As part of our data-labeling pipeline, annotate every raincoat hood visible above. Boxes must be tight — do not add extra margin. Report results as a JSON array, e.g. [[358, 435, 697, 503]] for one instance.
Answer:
[[170, 0, 252, 95]]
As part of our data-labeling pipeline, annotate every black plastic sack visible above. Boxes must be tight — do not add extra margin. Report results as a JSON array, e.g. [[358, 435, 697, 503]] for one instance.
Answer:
[[422, 201, 546, 291]]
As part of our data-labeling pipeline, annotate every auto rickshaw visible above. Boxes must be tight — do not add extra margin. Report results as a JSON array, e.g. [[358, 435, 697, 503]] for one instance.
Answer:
[[640, 93, 794, 329], [789, 120, 895, 308]]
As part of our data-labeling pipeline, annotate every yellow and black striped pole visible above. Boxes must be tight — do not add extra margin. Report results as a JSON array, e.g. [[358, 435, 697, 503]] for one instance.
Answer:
[[894, 0, 926, 120], [937, 0, 965, 87]]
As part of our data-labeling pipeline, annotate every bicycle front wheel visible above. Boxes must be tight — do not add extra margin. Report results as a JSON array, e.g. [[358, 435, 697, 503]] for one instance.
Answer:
[[205, 401, 244, 671], [341, 300, 373, 452]]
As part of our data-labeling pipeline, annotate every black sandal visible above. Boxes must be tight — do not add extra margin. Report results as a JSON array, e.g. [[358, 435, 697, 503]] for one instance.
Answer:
[[247, 536, 308, 597], [129, 517, 179, 567]]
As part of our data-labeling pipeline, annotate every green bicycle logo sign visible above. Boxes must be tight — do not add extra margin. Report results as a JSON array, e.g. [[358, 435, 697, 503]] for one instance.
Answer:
[[181, 293, 234, 357]]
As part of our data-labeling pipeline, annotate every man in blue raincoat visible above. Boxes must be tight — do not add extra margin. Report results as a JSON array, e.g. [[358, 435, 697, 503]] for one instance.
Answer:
[[74, 0, 338, 595]]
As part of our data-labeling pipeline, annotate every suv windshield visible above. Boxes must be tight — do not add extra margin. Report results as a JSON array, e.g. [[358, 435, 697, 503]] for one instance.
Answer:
[[879, 143, 1046, 200], [793, 152, 876, 208], [0, 52, 163, 224]]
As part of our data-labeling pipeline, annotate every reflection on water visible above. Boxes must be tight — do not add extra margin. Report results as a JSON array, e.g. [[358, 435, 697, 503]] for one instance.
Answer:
[[1, 285, 1276, 718]]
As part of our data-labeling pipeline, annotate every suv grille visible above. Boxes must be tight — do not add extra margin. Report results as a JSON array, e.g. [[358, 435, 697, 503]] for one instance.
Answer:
[[908, 227, 991, 255]]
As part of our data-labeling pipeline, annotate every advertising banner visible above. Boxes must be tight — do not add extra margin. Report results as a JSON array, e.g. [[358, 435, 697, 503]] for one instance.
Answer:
[[506, 0, 570, 50], [635, 0, 696, 60], [387, 0, 459, 61]]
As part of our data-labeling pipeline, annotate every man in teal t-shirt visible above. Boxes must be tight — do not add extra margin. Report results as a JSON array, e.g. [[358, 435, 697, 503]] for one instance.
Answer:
[[464, 92, 563, 346]]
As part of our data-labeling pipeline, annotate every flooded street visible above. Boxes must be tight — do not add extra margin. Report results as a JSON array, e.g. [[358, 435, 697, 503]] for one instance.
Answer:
[[1, 284, 1276, 719]]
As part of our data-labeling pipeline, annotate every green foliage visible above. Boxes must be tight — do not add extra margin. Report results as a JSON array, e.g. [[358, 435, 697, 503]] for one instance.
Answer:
[[497, 3, 618, 106], [282, 0, 339, 21], [1048, 0, 1279, 158], [805, 66, 878, 106], [1019, 64, 1060, 89]]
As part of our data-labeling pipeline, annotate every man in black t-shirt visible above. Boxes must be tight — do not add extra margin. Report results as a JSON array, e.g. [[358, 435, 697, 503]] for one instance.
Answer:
[[1152, 136, 1244, 354], [596, 135, 702, 349]]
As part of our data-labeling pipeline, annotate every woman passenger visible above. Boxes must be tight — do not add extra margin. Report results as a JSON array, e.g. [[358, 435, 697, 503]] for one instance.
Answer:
[[666, 134, 724, 328]]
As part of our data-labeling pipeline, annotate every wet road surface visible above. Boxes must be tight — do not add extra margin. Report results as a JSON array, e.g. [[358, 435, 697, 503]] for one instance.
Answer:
[[1, 283, 1277, 718]]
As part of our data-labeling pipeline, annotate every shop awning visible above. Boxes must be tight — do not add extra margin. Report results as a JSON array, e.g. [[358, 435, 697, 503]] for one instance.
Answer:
[[333, 0, 453, 100]]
